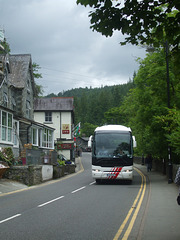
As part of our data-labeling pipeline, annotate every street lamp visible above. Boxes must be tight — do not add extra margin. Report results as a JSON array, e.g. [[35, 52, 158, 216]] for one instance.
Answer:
[[165, 41, 173, 184]]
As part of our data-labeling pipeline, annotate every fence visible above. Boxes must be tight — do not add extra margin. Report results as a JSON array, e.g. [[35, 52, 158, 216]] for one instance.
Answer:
[[134, 156, 180, 182]]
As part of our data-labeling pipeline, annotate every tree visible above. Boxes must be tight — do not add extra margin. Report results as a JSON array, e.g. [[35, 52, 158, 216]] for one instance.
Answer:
[[77, 0, 180, 51], [0, 38, 10, 53], [32, 63, 44, 97], [104, 107, 125, 124], [118, 49, 179, 160], [156, 108, 180, 156], [81, 122, 98, 137]]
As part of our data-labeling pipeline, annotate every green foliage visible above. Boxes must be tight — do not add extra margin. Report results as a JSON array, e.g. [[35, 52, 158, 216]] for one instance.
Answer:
[[32, 62, 44, 97], [57, 160, 66, 166], [0, 147, 14, 166], [81, 123, 98, 137], [115, 49, 180, 161], [0, 39, 11, 53], [77, 0, 180, 52], [45, 82, 134, 127], [155, 108, 180, 155], [32, 63, 42, 79]]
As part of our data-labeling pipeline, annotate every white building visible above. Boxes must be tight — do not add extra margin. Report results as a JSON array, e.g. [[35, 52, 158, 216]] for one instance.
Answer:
[[34, 97, 75, 161]]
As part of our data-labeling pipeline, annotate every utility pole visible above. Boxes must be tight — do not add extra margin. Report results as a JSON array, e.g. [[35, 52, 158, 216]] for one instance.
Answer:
[[165, 41, 173, 184]]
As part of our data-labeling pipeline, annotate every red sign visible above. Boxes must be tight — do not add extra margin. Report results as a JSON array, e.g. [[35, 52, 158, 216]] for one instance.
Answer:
[[57, 143, 73, 150], [62, 130, 70, 134]]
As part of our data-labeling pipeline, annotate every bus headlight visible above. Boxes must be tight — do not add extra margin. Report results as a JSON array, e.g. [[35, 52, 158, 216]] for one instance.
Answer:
[[123, 169, 132, 173], [92, 169, 101, 172]]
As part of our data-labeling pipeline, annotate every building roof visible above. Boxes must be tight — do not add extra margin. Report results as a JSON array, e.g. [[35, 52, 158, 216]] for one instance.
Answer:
[[34, 97, 74, 111], [8, 54, 33, 88]]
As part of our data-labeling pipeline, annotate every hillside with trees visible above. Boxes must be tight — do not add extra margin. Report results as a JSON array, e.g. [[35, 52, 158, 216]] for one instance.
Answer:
[[45, 79, 135, 128], [46, 48, 180, 164]]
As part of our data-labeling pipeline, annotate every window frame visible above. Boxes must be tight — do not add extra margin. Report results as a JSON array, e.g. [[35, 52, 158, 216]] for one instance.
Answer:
[[31, 127, 38, 146], [41, 128, 53, 149], [45, 111, 52, 122], [0, 110, 13, 144]]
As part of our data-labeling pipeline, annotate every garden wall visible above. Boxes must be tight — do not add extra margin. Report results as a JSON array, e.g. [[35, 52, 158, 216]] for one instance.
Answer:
[[4, 165, 42, 186], [4, 164, 76, 186]]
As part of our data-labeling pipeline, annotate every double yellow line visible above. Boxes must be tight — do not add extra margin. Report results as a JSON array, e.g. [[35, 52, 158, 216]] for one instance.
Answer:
[[113, 168, 146, 240]]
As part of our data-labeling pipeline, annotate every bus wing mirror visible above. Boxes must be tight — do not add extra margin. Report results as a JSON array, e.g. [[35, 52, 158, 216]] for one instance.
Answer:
[[132, 136, 137, 148], [88, 135, 93, 148]]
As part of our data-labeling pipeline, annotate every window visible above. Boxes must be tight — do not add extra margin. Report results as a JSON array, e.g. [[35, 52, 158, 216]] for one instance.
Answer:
[[31, 127, 38, 146], [42, 128, 53, 148], [26, 100, 31, 118], [45, 112, 52, 122], [1, 111, 13, 143]]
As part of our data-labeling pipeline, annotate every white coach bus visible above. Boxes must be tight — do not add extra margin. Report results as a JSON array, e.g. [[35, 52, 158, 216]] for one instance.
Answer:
[[91, 125, 136, 183]]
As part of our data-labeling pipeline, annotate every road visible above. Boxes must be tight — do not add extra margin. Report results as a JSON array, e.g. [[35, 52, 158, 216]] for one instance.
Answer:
[[0, 152, 148, 240]]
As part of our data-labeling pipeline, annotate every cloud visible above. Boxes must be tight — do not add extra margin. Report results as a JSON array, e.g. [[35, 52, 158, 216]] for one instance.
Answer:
[[0, 0, 145, 95]]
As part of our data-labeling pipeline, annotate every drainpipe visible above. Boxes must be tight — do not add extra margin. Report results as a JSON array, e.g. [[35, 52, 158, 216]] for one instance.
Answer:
[[27, 123, 32, 143], [60, 112, 61, 139]]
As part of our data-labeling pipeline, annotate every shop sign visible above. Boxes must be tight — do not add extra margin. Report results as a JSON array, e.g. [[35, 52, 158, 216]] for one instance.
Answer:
[[57, 143, 73, 150], [62, 124, 70, 134]]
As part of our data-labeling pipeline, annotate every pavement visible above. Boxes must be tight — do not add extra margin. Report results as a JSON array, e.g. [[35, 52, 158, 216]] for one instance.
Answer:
[[134, 163, 180, 240], [0, 161, 180, 239]]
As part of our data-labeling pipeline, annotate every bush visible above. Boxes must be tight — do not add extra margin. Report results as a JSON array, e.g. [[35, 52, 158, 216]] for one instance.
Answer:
[[0, 147, 14, 166], [57, 160, 66, 166]]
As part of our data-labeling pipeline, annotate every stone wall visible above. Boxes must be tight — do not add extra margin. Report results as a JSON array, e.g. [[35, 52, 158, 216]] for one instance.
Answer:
[[4, 165, 42, 186], [4, 164, 76, 186], [65, 164, 76, 174]]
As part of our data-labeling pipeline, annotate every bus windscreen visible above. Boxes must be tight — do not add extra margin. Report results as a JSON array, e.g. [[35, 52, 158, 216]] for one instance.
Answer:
[[93, 132, 132, 159]]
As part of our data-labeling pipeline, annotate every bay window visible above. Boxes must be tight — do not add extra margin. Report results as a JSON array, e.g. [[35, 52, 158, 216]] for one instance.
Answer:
[[0, 110, 13, 143], [42, 128, 53, 148]]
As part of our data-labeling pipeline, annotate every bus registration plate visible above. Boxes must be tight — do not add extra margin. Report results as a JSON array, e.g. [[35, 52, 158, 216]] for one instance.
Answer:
[[107, 173, 116, 177]]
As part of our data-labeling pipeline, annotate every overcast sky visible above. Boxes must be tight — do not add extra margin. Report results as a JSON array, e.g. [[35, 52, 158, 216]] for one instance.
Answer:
[[0, 0, 146, 96]]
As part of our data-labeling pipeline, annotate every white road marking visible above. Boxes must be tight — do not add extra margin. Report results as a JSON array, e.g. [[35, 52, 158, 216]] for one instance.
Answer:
[[71, 186, 86, 193], [0, 181, 94, 225], [0, 214, 21, 224], [89, 181, 96, 185], [38, 196, 64, 208]]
